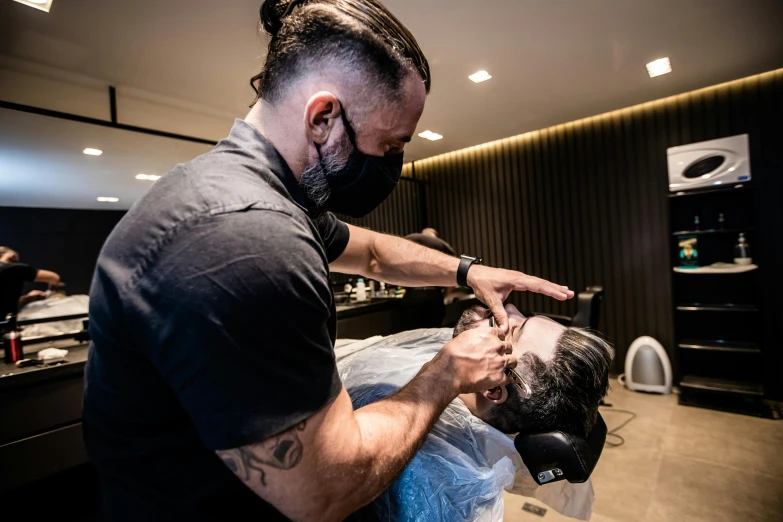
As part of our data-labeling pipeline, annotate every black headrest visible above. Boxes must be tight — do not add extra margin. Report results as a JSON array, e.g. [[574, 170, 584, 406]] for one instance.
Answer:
[[513, 413, 607, 486]]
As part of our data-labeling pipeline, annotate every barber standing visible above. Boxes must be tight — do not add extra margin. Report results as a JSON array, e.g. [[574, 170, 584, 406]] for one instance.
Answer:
[[0, 246, 63, 320], [83, 1, 573, 521]]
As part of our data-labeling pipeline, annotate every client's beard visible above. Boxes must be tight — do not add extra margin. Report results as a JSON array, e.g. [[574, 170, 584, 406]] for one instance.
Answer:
[[299, 136, 352, 220]]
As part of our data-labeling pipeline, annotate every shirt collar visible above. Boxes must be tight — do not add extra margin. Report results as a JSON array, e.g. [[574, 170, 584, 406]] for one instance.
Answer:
[[218, 119, 309, 213]]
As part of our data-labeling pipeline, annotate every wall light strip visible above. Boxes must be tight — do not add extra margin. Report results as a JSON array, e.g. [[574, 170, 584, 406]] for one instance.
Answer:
[[413, 67, 783, 167], [83, 148, 103, 156], [136, 174, 161, 181], [97, 197, 119, 202]]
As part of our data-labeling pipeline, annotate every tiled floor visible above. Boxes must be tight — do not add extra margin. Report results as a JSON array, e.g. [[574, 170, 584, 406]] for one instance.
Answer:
[[503, 385, 783, 522]]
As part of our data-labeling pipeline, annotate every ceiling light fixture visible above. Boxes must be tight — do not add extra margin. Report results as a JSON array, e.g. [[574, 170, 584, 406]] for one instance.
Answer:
[[97, 197, 119, 203], [418, 130, 443, 141], [136, 174, 161, 181], [13, 0, 54, 13], [469, 70, 492, 83], [83, 148, 103, 156], [646, 57, 672, 78]]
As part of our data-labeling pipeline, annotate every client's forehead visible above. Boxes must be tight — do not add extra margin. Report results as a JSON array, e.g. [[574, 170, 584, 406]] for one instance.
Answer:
[[512, 316, 566, 362]]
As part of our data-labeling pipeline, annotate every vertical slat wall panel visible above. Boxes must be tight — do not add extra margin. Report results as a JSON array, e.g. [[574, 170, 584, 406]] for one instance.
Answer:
[[332, 167, 422, 284], [337, 166, 421, 237], [416, 70, 783, 378]]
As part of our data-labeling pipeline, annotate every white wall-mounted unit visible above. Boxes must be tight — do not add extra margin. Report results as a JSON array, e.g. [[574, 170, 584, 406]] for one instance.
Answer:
[[667, 134, 751, 192]]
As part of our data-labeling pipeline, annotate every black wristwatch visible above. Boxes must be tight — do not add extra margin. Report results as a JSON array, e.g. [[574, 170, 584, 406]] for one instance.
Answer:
[[457, 255, 482, 289]]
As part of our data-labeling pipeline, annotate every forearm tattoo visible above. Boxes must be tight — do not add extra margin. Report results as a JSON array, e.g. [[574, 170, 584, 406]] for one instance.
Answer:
[[218, 421, 306, 487]]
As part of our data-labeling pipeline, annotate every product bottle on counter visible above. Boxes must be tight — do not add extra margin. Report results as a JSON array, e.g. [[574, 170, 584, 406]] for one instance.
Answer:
[[379, 282, 387, 297], [343, 278, 353, 295], [355, 278, 367, 302], [693, 215, 700, 231], [3, 315, 23, 364], [718, 213, 725, 230], [734, 233, 752, 265]]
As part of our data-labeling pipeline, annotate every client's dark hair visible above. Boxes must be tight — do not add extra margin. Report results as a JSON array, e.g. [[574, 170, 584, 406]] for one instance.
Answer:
[[454, 305, 614, 437], [252, 0, 431, 106]]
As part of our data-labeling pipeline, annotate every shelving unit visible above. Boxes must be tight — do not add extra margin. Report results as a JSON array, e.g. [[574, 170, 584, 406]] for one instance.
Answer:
[[678, 339, 761, 354], [668, 184, 770, 417], [672, 227, 754, 236], [675, 304, 758, 312]]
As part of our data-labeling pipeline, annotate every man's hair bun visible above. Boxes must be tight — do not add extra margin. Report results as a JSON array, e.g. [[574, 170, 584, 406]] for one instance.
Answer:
[[260, 0, 303, 36], [251, 0, 430, 105]]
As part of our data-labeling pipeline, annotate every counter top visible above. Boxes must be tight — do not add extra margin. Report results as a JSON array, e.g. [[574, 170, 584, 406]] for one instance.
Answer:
[[0, 340, 89, 392], [0, 298, 403, 392], [335, 297, 402, 318]]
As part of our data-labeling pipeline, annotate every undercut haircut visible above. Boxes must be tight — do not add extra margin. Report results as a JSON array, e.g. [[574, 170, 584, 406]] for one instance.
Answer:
[[252, 0, 431, 106], [454, 304, 614, 437]]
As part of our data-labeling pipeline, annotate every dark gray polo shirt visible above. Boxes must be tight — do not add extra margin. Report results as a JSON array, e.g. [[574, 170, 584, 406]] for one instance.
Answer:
[[83, 120, 349, 521]]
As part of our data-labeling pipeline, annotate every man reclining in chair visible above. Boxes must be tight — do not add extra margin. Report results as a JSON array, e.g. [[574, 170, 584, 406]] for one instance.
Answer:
[[452, 303, 613, 438], [338, 303, 613, 521]]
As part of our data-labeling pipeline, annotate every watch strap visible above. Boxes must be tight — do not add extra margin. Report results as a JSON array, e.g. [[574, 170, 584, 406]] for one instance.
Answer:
[[457, 255, 482, 289]]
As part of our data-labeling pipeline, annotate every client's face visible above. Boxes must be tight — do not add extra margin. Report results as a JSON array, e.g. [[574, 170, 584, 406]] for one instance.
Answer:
[[456, 303, 613, 436], [472, 304, 566, 364], [461, 304, 566, 407]]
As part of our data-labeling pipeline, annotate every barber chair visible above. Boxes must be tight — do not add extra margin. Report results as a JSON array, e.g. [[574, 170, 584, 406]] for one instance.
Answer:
[[399, 287, 447, 330], [535, 286, 604, 330], [514, 413, 607, 485]]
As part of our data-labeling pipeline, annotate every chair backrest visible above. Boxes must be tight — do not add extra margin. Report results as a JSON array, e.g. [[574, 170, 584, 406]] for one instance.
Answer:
[[514, 413, 607, 485], [571, 286, 604, 330]]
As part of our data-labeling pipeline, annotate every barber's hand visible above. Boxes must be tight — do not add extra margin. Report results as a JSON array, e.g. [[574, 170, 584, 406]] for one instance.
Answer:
[[467, 265, 574, 336], [433, 327, 516, 394]]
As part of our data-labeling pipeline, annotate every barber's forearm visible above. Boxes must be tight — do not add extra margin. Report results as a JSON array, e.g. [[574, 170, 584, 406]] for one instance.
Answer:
[[34, 269, 60, 285], [324, 362, 457, 518], [219, 364, 457, 522], [334, 225, 459, 287]]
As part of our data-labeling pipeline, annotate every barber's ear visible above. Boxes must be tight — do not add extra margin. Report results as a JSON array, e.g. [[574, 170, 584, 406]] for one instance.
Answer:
[[481, 386, 508, 404], [304, 92, 341, 145]]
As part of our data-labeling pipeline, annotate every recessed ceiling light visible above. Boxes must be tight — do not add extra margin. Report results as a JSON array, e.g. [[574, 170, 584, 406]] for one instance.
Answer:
[[97, 197, 119, 203], [13, 0, 53, 13], [83, 148, 103, 156], [646, 57, 672, 78], [418, 130, 443, 141], [469, 70, 492, 83], [135, 174, 161, 181]]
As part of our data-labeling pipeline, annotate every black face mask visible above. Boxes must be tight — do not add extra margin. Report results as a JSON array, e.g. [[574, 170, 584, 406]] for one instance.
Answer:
[[315, 106, 404, 218]]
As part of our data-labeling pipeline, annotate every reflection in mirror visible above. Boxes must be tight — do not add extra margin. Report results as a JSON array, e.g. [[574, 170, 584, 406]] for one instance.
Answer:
[[0, 108, 215, 306]]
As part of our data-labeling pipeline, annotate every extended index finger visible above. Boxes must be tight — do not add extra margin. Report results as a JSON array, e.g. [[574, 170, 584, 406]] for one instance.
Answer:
[[518, 276, 574, 301]]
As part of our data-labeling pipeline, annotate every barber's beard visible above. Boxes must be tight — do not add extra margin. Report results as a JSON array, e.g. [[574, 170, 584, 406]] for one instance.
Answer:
[[298, 137, 352, 220]]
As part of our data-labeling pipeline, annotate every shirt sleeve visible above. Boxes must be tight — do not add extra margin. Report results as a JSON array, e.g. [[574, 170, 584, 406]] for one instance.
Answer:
[[135, 210, 343, 451], [316, 212, 350, 263], [16, 263, 39, 282]]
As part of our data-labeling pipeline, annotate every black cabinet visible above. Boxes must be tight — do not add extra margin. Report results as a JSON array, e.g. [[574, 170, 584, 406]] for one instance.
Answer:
[[668, 185, 770, 417]]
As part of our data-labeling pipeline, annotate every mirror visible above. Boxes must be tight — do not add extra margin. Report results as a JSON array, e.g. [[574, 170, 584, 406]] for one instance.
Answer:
[[0, 107, 214, 210]]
